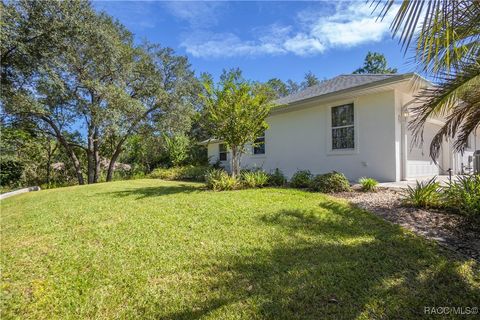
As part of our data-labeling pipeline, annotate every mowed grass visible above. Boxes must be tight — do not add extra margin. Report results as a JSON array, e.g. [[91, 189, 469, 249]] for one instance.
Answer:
[[1, 180, 479, 319]]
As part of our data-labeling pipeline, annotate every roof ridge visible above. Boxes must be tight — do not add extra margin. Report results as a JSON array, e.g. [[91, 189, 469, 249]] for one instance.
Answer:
[[338, 73, 399, 76]]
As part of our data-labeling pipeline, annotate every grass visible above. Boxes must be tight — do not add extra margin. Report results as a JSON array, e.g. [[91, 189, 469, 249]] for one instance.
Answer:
[[1, 179, 479, 319]]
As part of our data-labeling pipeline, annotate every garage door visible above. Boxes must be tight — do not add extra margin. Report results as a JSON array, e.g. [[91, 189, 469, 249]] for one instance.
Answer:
[[407, 123, 442, 178]]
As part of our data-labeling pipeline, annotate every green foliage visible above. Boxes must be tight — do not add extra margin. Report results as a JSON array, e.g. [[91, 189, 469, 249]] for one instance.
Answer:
[[359, 177, 379, 192], [403, 177, 441, 208], [205, 169, 239, 191], [300, 71, 320, 89], [375, 1, 479, 158], [2, 1, 200, 185], [163, 134, 190, 167], [353, 51, 397, 74], [149, 165, 209, 182], [241, 170, 270, 188], [265, 78, 289, 99], [268, 168, 287, 187], [289, 170, 313, 189], [201, 69, 273, 177], [444, 175, 480, 217], [0, 158, 24, 186], [310, 172, 351, 193]]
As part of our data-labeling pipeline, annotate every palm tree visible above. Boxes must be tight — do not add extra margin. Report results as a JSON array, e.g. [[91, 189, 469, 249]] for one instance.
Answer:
[[375, 0, 480, 159]]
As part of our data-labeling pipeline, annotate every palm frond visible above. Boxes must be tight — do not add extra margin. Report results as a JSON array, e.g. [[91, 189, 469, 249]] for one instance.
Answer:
[[408, 58, 480, 159]]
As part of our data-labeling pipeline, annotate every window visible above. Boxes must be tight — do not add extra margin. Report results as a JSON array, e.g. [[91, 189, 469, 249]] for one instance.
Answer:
[[219, 143, 227, 161], [253, 133, 265, 155], [331, 103, 354, 150], [466, 135, 472, 149]]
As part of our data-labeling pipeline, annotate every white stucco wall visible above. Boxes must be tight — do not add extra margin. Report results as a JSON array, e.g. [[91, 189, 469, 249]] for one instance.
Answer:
[[208, 90, 399, 182]]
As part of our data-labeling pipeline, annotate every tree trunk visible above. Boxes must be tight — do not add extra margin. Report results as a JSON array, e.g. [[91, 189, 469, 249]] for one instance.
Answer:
[[106, 135, 128, 182], [46, 140, 52, 186], [87, 125, 95, 184], [106, 148, 122, 182], [41, 116, 85, 185], [93, 127, 100, 183], [231, 146, 241, 178], [46, 142, 58, 187]]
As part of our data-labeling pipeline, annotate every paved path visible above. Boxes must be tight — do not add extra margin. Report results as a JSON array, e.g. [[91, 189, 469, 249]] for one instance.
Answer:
[[378, 175, 454, 189]]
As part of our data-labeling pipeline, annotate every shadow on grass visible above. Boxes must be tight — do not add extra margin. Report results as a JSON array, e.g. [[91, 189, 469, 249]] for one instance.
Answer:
[[104, 184, 202, 199], [161, 200, 479, 319]]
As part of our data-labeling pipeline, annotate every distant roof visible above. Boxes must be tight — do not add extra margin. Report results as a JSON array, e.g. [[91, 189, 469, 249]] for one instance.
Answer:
[[275, 73, 415, 106]]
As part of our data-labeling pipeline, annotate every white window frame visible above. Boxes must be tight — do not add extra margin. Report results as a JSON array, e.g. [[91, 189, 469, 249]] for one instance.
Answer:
[[252, 132, 266, 156], [326, 101, 359, 155], [218, 143, 227, 162]]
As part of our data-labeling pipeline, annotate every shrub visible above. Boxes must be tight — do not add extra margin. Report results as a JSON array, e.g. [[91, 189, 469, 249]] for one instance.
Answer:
[[241, 170, 269, 188], [0, 159, 24, 186], [403, 177, 441, 208], [205, 169, 239, 191], [149, 165, 209, 182], [310, 171, 351, 193], [359, 177, 378, 192], [268, 168, 287, 186], [289, 170, 313, 188], [443, 175, 480, 217]]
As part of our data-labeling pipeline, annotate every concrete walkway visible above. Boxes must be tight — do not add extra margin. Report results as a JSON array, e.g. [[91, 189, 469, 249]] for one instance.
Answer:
[[378, 175, 454, 189]]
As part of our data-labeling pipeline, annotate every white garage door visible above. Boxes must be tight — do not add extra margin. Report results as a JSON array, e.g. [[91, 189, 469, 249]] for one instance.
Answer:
[[407, 123, 442, 178]]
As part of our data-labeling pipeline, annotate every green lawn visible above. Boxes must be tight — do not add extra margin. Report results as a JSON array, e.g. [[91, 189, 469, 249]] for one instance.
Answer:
[[1, 180, 479, 319]]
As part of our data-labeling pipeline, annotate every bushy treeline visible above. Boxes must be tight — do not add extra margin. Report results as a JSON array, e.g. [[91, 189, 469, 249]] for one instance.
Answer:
[[0, 0, 208, 189]]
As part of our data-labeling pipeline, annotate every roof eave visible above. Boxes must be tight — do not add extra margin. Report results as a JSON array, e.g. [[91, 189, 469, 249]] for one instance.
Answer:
[[271, 73, 426, 113]]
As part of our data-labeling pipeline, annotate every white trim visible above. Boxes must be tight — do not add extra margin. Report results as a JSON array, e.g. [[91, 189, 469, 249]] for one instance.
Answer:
[[326, 100, 359, 155]]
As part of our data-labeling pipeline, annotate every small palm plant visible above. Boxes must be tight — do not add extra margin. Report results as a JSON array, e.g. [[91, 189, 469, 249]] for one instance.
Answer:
[[358, 177, 378, 192], [403, 176, 441, 208]]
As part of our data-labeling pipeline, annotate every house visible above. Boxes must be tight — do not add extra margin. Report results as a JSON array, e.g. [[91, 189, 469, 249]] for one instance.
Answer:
[[201, 73, 479, 182]]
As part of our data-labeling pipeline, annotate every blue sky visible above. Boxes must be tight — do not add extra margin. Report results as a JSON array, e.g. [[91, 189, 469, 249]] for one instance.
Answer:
[[93, 1, 413, 83]]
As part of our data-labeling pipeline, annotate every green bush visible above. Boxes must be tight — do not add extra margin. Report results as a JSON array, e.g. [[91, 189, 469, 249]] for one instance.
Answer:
[[289, 170, 313, 188], [0, 159, 24, 186], [310, 171, 351, 193], [443, 175, 480, 217], [403, 177, 441, 208], [268, 168, 287, 186], [358, 177, 379, 192], [241, 170, 269, 188], [205, 169, 239, 191], [149, 165, 209, 182]]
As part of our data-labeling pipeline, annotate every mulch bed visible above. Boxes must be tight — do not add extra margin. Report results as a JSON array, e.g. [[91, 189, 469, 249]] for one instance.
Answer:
[[334, 187, 480, 262]]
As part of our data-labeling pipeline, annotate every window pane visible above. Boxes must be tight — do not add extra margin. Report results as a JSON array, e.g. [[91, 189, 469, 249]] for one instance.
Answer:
[[219, 144, 227, 161], [332, 104, 354, 127], [332, 126, 354, 149], [253, 137, 265, 154]]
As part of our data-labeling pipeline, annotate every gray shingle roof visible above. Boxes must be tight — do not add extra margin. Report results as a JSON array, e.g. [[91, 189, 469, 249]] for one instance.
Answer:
[[275, 73, 411, 106]]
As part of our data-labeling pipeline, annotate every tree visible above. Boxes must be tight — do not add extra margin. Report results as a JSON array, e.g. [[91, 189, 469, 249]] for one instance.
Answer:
[[300, 71, 320, 89], [286, 79, 300, 94], [265, 78, 289, 99], [353, 52, 398, 74], [1, 0, 93, 184], [102, 45, 199, 181], [1, 1, 200, 184], [201, 69, 273, 177], [374, 0, 479, 159], [163, 134, 190, 167]]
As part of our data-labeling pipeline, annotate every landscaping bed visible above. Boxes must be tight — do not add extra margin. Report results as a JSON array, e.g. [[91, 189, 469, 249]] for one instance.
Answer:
[[335, 187, 480, 261]]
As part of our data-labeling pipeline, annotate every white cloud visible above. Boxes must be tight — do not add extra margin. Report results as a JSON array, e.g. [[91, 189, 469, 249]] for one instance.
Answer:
[[178, 1, 398, 58], [163, 1, 226, 27], [181, 32, 286, 58]]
